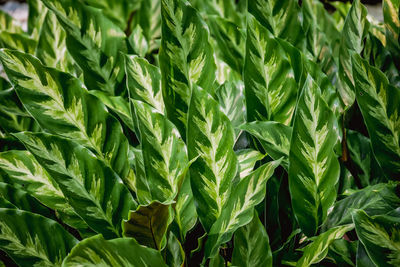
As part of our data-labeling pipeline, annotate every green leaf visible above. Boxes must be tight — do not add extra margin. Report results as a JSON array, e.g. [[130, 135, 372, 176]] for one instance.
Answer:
[[132, 0, 161, 49], [338, 0, 369, 108], [353, 209, 400, 267], [41, 0, 127, 94], [125, 55, 164, 113], [123, 202, 171, 250], [232, 212, 273, 267], [296, 224, 354, 267], [0, 208, 78, 267], [289, 75, 340, 236], [128, 26, 149, 57], [236, 149, 265, 179], [166, 232, 185, 267], [239, 121, 292, 170], [14, 132, 136, 239], [36, 11, 75, 72], [187, 85, 238, 232], [0, 32, 37, 53], [352, 54, 400, 179], [216, 78, 246, 140], [62, 234, 167, 267], [174, 174, 197, 241], [204, 159, 281, 259], [0, 182, 54, 219], [208, 16, 245, 74], [160, 0, 216, 137], [248, 0, 305, 49], [0, 49, 130, 178], [383, 0, 400, 63], [244, 17, 299, 124], [0, 9, 24, 34], [324, 183, 400, 229], [132, 100, 188, 204], [0, 150, 78, 221], [27, 0, 48, 39]]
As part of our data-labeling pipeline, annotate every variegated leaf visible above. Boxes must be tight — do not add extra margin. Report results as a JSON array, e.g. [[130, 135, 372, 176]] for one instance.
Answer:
[[166, 232, 185, 267], [296, 224, 354, 267], [352, 54, 400, 179], [236, 149, 264, 179], [132, 100, 188, 204], [240, 121, 292, 170], [41, 0, 127, 94], [0, 49, 130, 179], [36, 11, 75, 72], [338, 0, 369, 108], [204, 159, 281, 259], [244, 17, 299, 124], [27, 0, 48, 39], [14, 132, 137, 239], [232, 212, 273, 267], [289, 76, 340, 236], [0, 31, 37, 53], [216, 78, 246, 140], [128, 26, 149, 57], [0, 9, 24, 34], [352, 209, 400, 267], [123, 202, 172, 250], [383, 0, 400, 64], [125, 55, 164, 113], [62, 235, 167, 267], [0, 208, 78, 267], [160, 0, 216, 136], [187, 85, 238, 232]]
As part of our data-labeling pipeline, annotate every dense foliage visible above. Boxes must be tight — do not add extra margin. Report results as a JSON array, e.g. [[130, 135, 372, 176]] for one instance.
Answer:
[[0, 0, 399, 266]]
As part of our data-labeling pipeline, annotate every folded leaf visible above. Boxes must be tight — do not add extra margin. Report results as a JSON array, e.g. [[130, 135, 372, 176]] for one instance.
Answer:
[[352, 54, 400, 179], [236, 149, 264, 179], [41, 0, 127, 94], [240, 121, 292, 170], [123, 202, 171, 250], [353, 209, 400, 267], [62, 235, 167, 267], [0, 49, 130, 178], [289, 75, 340, 236], [244, 17, 299, 124], [204, 159, 281, 259], [0, 208, 78, 267], [14, 132, 136, 239], [232, 212, 273, 267], [187, 85, 238, 232], [166, 232, 185, 267], [160, 0, 216, 136], [296, 224, 354, 267]]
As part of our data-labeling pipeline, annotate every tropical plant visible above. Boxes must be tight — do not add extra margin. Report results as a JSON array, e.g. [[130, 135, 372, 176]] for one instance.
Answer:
[[0, 0, 399, 266]]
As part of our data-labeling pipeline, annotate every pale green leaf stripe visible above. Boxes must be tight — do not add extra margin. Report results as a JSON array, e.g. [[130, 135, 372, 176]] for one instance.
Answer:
[[204, 159, 281, 259], [338, 0, 369, 108], [125, 55, 164, 113], [41, 0, 127, 94], [132, 100, 188, 204], [0, 31, 37, 54], [14, 132, 137, 239], [27, 0, 48, 39], [187, 85, 238, 232], [0, 49, 130, 179], [216, 79, 246, 140], [128, 26, 149, 57], [36, 11, 75, 72], [62, 235, 167, 267], [0, 9, 24, 34], [232, 212, 273, 267], [236, 149, 265, 179], [352, 209, 400, 267], [132, 0, 162, 49], [244, 17, 299, 124], [0, 150, 77, 219], [160, 0, 216, 137], [240, 121, 292, 170], [352, 55, 400, 179], [289, 75, 340, 237], [296, 224, 354, 267], [123, 202, 172, 250], [0, 208, 78, 267]]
